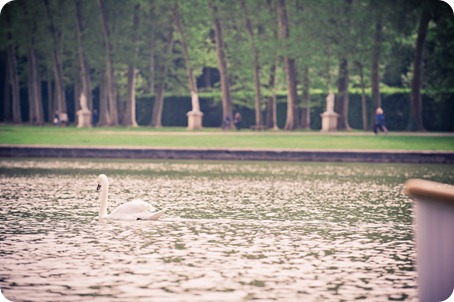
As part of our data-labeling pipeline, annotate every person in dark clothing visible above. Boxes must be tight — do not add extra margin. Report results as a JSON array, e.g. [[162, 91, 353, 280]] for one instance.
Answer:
[[234, 112, 241, 130], [223, 116, 231, 130], [374, 107, 388, 135], [92, 109, 99, 127]]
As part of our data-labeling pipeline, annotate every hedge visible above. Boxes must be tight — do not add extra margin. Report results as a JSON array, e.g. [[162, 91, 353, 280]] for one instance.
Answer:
[[135, 92, 454, 131], [11, 88, 454, 131]]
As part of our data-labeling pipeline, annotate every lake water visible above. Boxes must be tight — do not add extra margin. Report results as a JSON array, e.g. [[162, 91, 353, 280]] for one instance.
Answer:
[[1, 159, 453, 302]]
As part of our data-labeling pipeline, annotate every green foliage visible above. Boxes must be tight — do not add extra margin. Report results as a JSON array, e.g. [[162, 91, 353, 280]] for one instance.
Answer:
[[0, 0, 453, 129], [424, 7, 454, 91]]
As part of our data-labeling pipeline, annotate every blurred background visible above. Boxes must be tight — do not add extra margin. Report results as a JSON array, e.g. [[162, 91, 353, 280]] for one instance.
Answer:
[[0, 0, 453, 130]]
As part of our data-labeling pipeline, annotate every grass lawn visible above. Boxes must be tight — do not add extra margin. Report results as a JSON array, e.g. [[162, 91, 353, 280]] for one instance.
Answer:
[[0, 125, 453, 151]]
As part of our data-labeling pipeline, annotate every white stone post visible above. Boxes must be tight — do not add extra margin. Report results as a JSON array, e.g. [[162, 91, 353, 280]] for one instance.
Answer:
[[320, 92, 339, 131], [187, 91, 203, 130], [76, 92, 92, 128], [405, 179, 454, 302]]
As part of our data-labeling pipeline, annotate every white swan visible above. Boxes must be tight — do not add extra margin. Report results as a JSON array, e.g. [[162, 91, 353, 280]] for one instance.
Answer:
[[96, 174, 165, 220]]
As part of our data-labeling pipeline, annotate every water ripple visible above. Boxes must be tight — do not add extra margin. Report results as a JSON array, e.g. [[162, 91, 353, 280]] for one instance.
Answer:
[[1, 159, 452, 301]]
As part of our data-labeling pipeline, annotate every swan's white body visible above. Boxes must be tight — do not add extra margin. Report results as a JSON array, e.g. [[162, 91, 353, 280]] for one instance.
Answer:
[[96, 174, 165, 220]]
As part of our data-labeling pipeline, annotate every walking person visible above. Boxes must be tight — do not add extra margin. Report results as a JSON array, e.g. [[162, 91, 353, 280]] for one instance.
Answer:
[[374, 107, 388, 135]]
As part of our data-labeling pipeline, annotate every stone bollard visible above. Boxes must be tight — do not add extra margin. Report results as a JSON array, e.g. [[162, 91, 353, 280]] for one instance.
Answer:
[[77, 110, 92, 128], [320, 92, 339, 132], [405, 179, 454, 302], [187, 91, 203, 130], [76, 92, 92, 128], [187, 110, 203, 130]]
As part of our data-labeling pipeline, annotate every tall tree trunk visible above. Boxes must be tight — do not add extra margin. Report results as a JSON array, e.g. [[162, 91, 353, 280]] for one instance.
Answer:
[[99, 74, 110, 126], [21, 0, 44, 125], [43, 0, 66, 114], [74, 76, 81, 113], [266, 55, 279, 130], [151, 83, 165, 127], [335, 0, 352, 130], [97, 0, 118, 126], [74, 0, 93, 111], [300, 65, 310, 129], [277, 0, 298, 130], [124, 3, 140, 127], [27, 53, 35, 124], [355, 61, 368, 130], [125, 66, 138, 126], [173, 2, 201, 113], [410, 8, 430, 131], [27, 47, 44, 125], [150, 26, 174, 127], [336, 58, 351, 130], [208, 0, 233, 123], [370, 8, 382, 128], [240, 0, 262, 126], [5, 8, 21, 123], [47, 79, 54, 123], [6, 40, 21, 123], [3, 66, 11, 122], [147, 4, 155, 94], [370, 11, 382, 105]]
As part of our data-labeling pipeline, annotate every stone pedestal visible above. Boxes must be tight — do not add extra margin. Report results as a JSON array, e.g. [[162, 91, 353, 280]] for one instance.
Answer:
[[187, 111, 203, 130], [77, 110, 92, 128], [320, 111, 339, 132]]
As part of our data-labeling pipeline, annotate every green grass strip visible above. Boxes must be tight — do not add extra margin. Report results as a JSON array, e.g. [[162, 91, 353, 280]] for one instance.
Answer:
[[0, 125, 453, 151]]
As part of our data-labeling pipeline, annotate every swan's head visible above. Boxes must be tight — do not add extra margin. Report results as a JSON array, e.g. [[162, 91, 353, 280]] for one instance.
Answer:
[[96, 174, 108, 191]]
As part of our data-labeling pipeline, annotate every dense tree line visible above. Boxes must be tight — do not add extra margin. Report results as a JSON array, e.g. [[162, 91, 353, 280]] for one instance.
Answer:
[[0, 0, 453, 130]]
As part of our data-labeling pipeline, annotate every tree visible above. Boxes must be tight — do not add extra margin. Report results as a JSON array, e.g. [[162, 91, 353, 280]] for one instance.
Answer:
[[74, 0, 93, 111], [265, 56, 279, 130], [263, 0, 279, 130], [240, 0, 262, 126], [301, 66, 310, 129], [123, 3, 140, 127], [97, 0, 118, 126], [336, 58, 351, 130], [208, 0, 233, 123], [355, 61, 368, 130], [4, 4, 21, 123], [173, 1, 200, 111], [423, 2, 454, 91], [43, 0, 66, 114], [20, 2, 44, 125], [370, 4, 383, 112], [150, 18, 174, 127], [410, 5, 431, 131], [27, 46, 44, 125], [292, 0, 312, 129], [0, 0, 453, 130], [173, 1, 203, 128], [277, 0, 298, 130], [335, 0, 352, 130], [146, 3, 155, 95]]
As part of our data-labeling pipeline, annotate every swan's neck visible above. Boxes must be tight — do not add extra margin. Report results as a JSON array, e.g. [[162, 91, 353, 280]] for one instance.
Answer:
[[99, 182, 109, 219]]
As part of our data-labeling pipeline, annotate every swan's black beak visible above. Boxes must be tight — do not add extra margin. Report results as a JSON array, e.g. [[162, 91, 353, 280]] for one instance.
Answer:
[[96, 184, 101, 191]]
